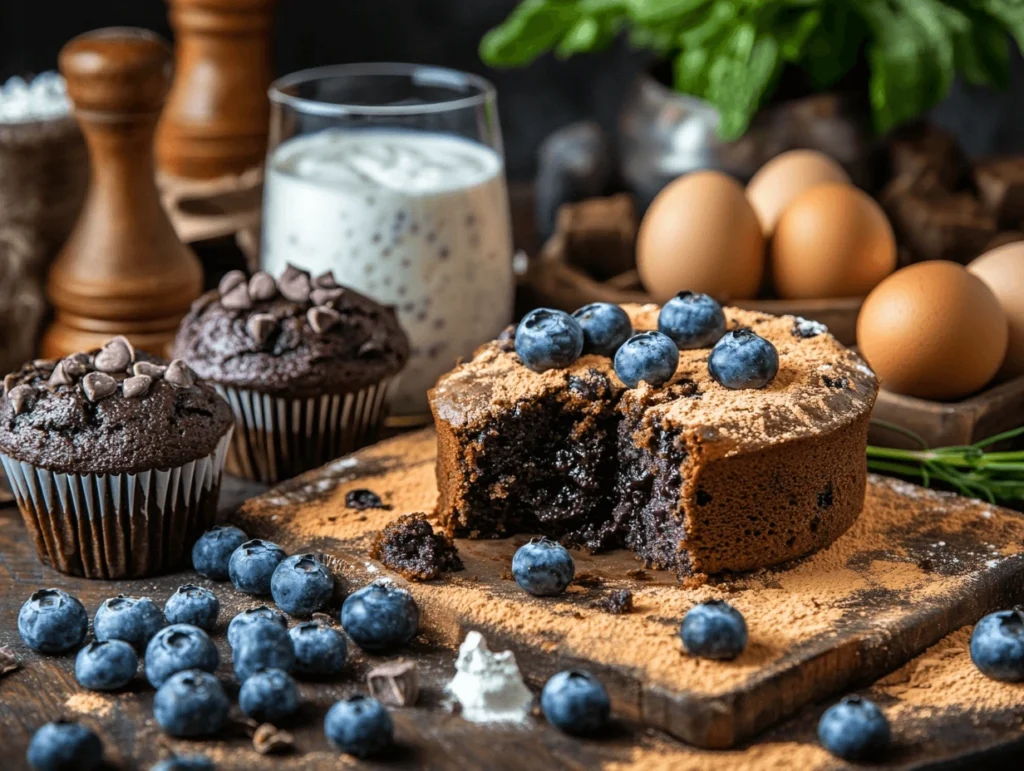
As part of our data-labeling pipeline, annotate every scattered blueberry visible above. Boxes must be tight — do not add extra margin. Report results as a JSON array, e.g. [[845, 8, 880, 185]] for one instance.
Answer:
[[290, 621, 348, 677], [153, 669, 230, 738], [164, 585, 219, 632], [227, 605, 288, 649], [144, 624, 219, 688], [233, 626, 296, 682], [150, 756, 214, 771], [817, 695, 891, 761], [341, 580, 419, 653], [707, 328, 780, 389], [514, 308, 584, 372], [191, 525, 248, 581], [239, 668, 299, 722], [572, 302, 633, 357], [512, 537, 575, 596], [658, 291, 726, 349], [970, 609, 1024, 682], [613, 331, 679, 388], [94, 594, 165, 650], [229, 539, 287, 595], [271, 553, 335, 617], [26, 720, 103, 771], [18, 589, 88, 654], [324, 695, 394, 758], [541, 670, 611, 736], [679, 600, 748, 660], [74, 640, 138, 691]]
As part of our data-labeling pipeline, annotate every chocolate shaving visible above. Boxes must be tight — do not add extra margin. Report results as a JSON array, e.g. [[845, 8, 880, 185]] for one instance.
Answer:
[[47, 362, 73, 389], [246, 313, 277, 345], [82, 372, 117, 402], [279, 268, 312, 304], [93, 336, 134, 373], [165, 360, 196, 388], [9, 385, 36, 415], [221, 283, 253, 311], [218, 270, 247, 296], [122, 375, 152, 399], [307, 306, 341, 334], [314, 270, 339, 289], [0, 647, 19, 678], [133, 361, 166, 379], [367, 660, 419, 707], [310, 287, 345, 307], [253, 723, 294, 755], [248, 271, 277, 302]]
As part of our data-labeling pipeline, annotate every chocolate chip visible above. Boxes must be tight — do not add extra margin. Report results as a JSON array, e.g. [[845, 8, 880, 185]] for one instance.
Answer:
[[314, 270, 339, 289], [62, 357, 88, 379], [47, 362, 73, 389], [246, 313, 277, 345], [358, 340, 387, 357], [133, 361, 166, 379], [307, 306, 341, 334], [3, 373, 16, 397], [32, 359, 56, 370], [221, 283, 253, 311], [165, 359, 196, 388], [249, 271, 277, 301], [281, 263, 309, 284], [279, 270, 311, 304], [9, 385, 36, 415], [310, 287, 344, 307], [82, 372, 117, 402], [190, 292, 217, 315], [122, 375, 152, 398], [218, 270, 247, 296], [93, 336, 134, 373], [367, 660, 419, 707]]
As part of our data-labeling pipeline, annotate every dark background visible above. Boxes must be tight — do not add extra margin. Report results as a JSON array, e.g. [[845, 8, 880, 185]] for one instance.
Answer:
[[3, 0, 1024, 179]]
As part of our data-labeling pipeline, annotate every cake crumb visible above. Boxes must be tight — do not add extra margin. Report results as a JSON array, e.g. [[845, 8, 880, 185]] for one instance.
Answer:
[[626, 568, 650, 581], [594, 589, 634, 615], [65, 692, 113, 718], [369, 512, 464, 580]]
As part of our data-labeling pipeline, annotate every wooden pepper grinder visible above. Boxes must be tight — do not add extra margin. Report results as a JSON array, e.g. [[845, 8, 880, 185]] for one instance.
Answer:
[[156, 0, 277, 179], [42, 28, 203, 358]]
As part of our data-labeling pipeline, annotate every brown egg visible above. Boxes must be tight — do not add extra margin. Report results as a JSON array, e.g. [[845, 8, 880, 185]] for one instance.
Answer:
[[857, 261, 1008, 400], [771, 183, 896, 300], [746, 150, 851, 235], [637, 170, 765, 303], [969, 243, 1024, 380]]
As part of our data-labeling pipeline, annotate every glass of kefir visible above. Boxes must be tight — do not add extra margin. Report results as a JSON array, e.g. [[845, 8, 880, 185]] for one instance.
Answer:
[[262, 63, 513, 418]]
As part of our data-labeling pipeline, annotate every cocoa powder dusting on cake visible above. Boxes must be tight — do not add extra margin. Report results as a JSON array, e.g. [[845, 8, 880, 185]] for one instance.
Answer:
[[370, 512, 464, 581]]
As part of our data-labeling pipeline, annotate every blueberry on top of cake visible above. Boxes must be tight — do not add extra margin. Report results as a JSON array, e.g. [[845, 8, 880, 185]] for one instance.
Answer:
[[430, 302, 878, 575], [171, 266, 409, 398], [0, 338, 232, 475]]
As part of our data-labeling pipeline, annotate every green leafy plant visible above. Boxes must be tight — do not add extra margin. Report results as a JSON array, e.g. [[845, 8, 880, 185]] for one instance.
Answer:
[[480, 0, 1024, 141]]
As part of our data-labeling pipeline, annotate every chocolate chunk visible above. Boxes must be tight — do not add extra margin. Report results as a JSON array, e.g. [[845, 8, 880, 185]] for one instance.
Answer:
[[133, 361, 166, 379], [122, 375, 152, 398], [314, 270, 339, 289], [358, 340, 387, 358], [70, 352, 92, 366], [190, 292, 217, 315], [307, 306, 341, 334], [32, 359, 56, 370], [594, 589, 634, 615], [252, 723, 294, 755], [62, 357, 88, 379], [310, 287, 345, 307], [221, 283, 253, 311], [279, 268, 312, 304], [9, 385, 37, 415], [93, 336, 134, 373], [3, 373, 16, 397], [367, 660, 419, 707], [218, 270, 247, 296], [47, 362, 73, 389], [346, 489, 388, 510], [165, 359, 196, 388], [246, 313, 277, 345], [249, 271, 278, 301], [281, 263, 309, 285], [82, 372, 117, 402]]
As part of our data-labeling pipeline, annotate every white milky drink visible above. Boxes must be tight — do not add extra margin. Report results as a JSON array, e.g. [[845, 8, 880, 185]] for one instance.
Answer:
[[262, 129, 514, 415]]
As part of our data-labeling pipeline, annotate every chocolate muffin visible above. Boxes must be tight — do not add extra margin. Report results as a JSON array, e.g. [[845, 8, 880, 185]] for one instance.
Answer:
[[172, 265, 409, 483], [0, 338, 233, 578]]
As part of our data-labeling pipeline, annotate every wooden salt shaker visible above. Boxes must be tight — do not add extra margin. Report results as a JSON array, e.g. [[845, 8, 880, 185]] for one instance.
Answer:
[[42, 28, 203, 358], [156, 0, 277, 179]]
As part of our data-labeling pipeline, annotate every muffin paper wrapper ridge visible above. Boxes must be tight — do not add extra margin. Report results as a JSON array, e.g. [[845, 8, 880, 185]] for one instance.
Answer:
[[215, 377, 394, 484], [0, 429, 232, 579]]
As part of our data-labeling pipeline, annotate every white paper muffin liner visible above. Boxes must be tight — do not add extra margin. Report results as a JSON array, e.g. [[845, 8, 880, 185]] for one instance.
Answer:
[[0, 430, 232, 579], [215, 377, 393, 484]]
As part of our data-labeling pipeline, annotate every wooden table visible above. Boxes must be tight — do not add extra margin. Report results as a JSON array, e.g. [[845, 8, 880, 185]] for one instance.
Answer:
[[1, 479, 1023, 770]]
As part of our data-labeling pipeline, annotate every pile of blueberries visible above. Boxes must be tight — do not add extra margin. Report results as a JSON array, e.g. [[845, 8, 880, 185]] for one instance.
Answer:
[[515, 292, 780, 390]]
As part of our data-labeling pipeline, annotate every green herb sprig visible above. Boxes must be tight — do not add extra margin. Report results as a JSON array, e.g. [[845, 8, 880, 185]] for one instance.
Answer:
[[480, 0, 1024, 141], [867, 421, 1024, 505]]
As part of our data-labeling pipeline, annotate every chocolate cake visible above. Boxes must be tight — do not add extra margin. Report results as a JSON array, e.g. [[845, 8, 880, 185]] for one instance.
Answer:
[[430, 305, 878, 575]]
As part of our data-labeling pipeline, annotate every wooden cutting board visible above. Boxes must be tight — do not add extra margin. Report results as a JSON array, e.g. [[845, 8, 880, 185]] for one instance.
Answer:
[[233, 428, 1024, 750]]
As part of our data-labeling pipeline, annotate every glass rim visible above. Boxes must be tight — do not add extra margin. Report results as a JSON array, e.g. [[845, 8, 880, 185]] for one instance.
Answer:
[[269, 62, 497, 118]]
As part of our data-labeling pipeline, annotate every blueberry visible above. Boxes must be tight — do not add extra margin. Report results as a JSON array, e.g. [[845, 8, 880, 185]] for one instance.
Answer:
[[572, 302, 633, 357], [94, 594, 165, 650], [239, 668, 299, 722], [970, 609, 1024, 682], [227, 605, 288, 649], [707, 328, 779, 389], [18, 589, 88, 654], [164, 585, 219, 631], [324, 695, 394, 758], [511, 537, 575, 597], [153, 669, 230, 738], [817, 695, 891, 761], [679, 600, 748, 660], [26, 720, 103, 771], [74, 640, 138, 691], [229, 539, 287, 595], [271, 553, 335, 617], [514, 308, 584, 372], [145, 624, 219, 688], [341, 580, 419, 652], [192, 525, 248, 581], [150, 756, 214, 771], [290, 621, 348, 677], [233, 626, 295, 682], [658, 291, 726, 349], [541, 670, 610, 736], [613, 331, 679, 388]]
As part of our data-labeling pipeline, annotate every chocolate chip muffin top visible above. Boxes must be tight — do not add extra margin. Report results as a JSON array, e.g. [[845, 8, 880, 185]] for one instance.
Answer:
[[171, 266, 410, 397], [0, 338, 233, 475]]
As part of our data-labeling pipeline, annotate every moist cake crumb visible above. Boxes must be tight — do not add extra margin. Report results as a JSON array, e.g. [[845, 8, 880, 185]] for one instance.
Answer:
[[594, 589, 634, 615], [369, 512, 464, 581]]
